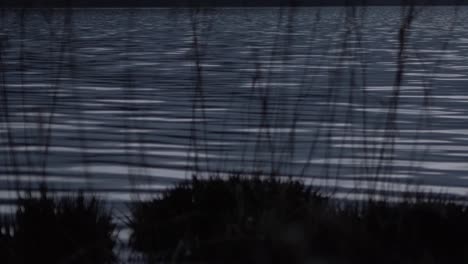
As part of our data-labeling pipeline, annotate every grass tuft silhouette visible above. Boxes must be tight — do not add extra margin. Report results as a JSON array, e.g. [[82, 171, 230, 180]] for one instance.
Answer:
[[128, 175, 468, 264], [1, 186, 117, 264]]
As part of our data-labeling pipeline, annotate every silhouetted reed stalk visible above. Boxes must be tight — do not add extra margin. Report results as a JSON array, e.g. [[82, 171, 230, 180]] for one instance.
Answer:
[[39, 8, 73, 184], [16, 9, 34, 185], [66, 8, 94, 189], [0, 8, 19, 191], [188, 8, 213, 179], [123, 9, 139, 194]]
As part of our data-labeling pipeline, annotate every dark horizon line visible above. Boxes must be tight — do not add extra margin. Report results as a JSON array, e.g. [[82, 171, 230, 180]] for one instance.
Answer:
[[0, 0, 466, 8]]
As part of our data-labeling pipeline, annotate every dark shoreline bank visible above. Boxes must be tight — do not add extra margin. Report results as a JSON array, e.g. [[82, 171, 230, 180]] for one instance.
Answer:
[[2, 176, 468, 263]]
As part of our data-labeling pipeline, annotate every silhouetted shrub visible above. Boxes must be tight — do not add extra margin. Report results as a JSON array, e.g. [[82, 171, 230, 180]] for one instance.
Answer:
[[128, 176, 468, 264], [127, 175, 326, 263], [4, 187, 117, 264]]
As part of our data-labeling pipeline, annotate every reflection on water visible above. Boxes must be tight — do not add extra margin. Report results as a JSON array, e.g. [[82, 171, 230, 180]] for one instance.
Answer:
[[0, 6, 467, 205]]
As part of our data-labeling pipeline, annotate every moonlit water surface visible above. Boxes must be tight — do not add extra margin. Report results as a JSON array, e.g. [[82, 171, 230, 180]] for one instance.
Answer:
[[0, 7, 467, 207]]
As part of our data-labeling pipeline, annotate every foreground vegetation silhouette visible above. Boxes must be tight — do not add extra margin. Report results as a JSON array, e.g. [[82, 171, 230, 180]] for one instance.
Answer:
[[1, 177, 468, 263], [0, 187, 117, 264], [128, 175, 468, 264]]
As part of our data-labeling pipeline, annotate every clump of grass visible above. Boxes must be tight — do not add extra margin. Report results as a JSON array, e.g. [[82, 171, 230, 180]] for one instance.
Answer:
[[338, 194, 468, 264], [3, 187, 117, 264], [128, 175, 326, 263], [128, 176, 468, 264]]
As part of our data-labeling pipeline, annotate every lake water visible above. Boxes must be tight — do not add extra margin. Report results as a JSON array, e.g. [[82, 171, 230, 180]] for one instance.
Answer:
[[0, 6, 467, 208]]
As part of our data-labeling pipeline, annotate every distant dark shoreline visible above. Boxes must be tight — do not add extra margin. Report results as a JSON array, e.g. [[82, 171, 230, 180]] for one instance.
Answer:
[[0, 0, 466, 8]]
